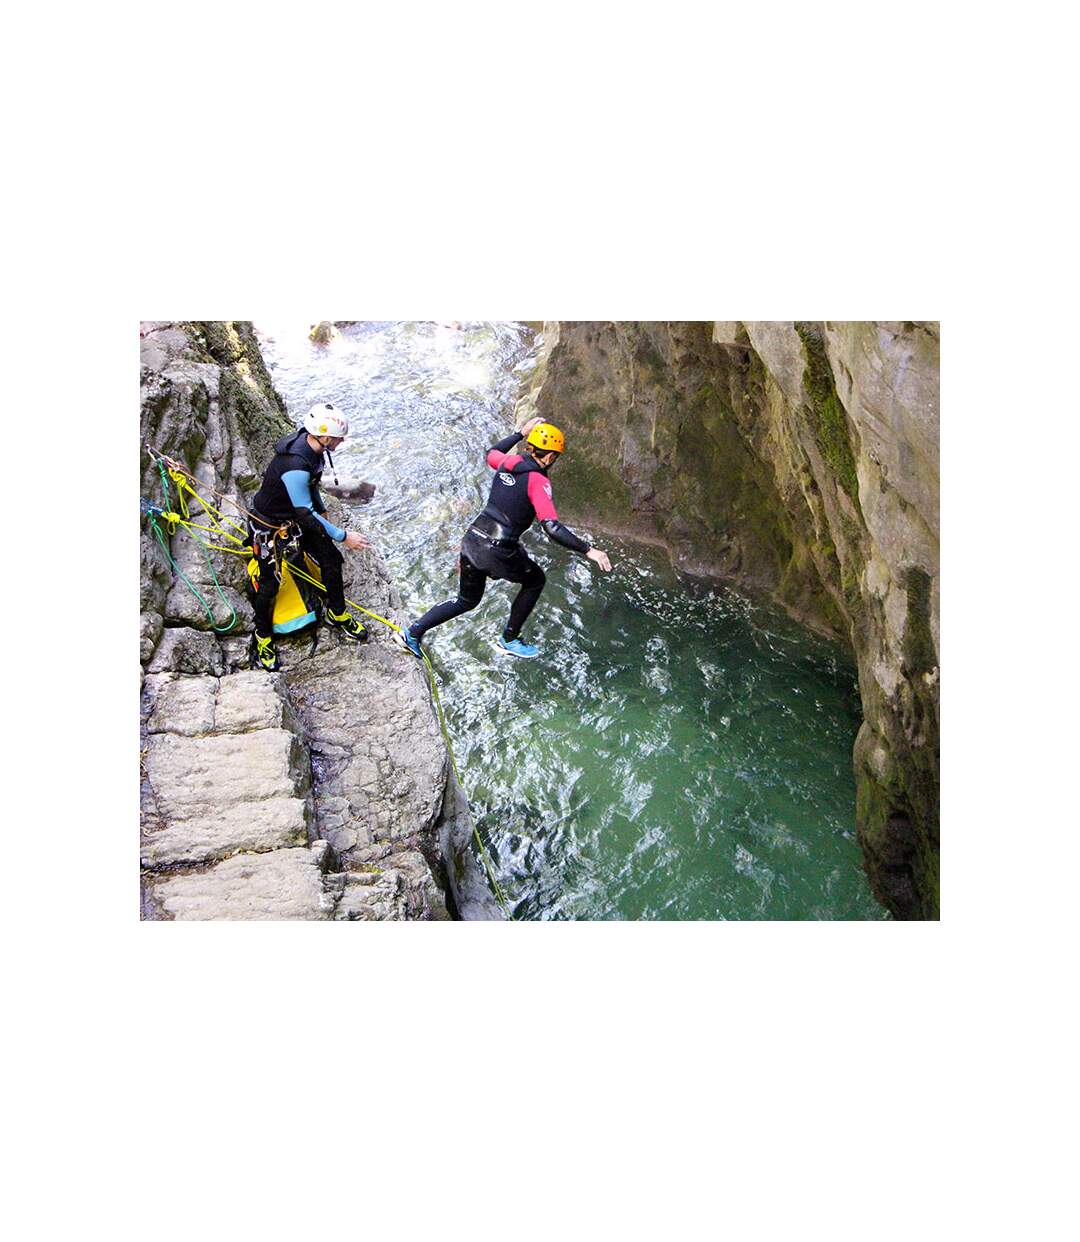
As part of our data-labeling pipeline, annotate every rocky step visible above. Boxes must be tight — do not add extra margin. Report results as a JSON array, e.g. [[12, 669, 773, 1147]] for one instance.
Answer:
[[141, 671, 312, 867], [140, 661, 451, 920], [142, 839, 449, 921]]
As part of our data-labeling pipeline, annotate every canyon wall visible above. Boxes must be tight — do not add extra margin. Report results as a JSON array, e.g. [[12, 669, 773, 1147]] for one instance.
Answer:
[[516, 321, 939, 918]]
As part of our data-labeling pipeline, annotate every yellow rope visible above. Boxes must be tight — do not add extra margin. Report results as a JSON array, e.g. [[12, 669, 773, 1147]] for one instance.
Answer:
[[169, 470, 190, 519], [283, 557, 513, 918], [147, 447, 514, 917], [178, 518, 247, 546], [191, 538, 251, 556], [150, 450, 266, 530], [159, 515, 251, 557], [170, 470, 249, 541]]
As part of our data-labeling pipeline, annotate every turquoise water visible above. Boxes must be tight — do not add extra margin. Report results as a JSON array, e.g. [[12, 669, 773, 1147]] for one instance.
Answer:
[[256, 320, 881, 919]]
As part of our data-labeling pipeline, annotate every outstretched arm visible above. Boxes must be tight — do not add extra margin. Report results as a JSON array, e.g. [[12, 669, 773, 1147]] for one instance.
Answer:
[[527, 471, 590, 553], [527, 473, 611, 568], [540, 518, 591, 553], [540, 517, 612, 570]]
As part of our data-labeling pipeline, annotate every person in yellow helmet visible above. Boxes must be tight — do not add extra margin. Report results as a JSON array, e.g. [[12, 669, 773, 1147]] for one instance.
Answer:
[[396, 416, 612, 660]]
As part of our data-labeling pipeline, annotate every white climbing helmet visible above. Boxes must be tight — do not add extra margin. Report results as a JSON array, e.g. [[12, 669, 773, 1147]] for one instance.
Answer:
[[304, 402, 349, 439]]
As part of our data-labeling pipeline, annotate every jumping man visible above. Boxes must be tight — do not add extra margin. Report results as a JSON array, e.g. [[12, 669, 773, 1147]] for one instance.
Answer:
[[248, 402, 370, 671], [396, 417, 612, 661]]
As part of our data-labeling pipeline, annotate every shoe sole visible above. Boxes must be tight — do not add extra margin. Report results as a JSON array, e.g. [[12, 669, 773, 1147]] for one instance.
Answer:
[[327, 623, 367, 643], [495, 641, 539, 659], [393, 633, 424, 660]]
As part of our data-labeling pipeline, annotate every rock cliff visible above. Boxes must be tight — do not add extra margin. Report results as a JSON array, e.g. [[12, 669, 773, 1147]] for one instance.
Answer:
[[140, 321, 490, 919], [516, 321, 939, 919]]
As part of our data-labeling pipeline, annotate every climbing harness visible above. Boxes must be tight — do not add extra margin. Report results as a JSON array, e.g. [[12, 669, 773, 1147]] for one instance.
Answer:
[[141, 446, 514, 918]]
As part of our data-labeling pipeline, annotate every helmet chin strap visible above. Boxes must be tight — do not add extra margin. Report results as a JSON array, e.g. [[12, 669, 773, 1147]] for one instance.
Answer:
[[323, 443, 340, 486]]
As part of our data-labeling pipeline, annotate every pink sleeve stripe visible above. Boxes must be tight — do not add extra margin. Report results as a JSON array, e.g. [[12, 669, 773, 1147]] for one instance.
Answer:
[[527, 470, 558, 520], [486, 449, 506, 469]]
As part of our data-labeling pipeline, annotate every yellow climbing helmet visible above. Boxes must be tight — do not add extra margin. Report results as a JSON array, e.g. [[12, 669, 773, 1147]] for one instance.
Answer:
[[526, 422, 565, 454]]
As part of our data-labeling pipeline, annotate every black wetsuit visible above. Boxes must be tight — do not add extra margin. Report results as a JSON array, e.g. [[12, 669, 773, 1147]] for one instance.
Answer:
[[249, 430, 347, 635], [409, 431, 591, 642]]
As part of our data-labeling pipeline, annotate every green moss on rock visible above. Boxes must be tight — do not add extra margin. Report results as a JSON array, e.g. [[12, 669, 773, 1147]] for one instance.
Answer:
[[190, 322, 293, 473], [219, 368, 293, 472], [794, 321, 860, 506], [524, 320, 937, 919]]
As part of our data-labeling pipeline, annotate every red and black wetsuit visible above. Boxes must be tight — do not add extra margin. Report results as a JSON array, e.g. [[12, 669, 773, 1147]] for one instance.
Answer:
[[408, 430, 592, 642]]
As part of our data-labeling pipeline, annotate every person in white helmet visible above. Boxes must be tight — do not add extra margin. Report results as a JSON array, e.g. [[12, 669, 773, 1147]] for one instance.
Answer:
[[247, 402, 370, 670]]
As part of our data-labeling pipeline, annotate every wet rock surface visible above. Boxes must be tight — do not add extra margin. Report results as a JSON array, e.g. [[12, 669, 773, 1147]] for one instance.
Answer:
[[140, 322, 487, 920], [309, 320, 337, 345], [322, 480, 377, 503]]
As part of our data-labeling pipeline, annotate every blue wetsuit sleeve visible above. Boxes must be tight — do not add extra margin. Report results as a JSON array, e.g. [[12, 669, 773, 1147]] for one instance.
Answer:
[[311, 482, 326, 514], [282, 470, 346, 541]]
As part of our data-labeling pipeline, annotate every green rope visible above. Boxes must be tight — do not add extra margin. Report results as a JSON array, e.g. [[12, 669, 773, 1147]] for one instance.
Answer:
[[147, 514, 238, 634], [157, 460, 171, 510]]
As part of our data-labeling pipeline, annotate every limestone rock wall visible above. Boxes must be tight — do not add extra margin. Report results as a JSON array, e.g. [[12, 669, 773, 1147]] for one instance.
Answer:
[[516, 321, 940, 919], [140, 322, 491, 920]]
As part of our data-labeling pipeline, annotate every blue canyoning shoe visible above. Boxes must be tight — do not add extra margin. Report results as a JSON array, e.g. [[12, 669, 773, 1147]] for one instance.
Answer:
[[395, 629, 424, 660], [497, 635, 539, 659]]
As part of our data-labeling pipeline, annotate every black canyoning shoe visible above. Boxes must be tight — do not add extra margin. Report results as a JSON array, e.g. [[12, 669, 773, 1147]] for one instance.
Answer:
[[251, 632, 280, 672], [325, 609, 368, 643]]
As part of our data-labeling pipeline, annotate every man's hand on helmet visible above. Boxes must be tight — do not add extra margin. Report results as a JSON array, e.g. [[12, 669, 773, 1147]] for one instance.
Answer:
[[521, 416, 544, 436]]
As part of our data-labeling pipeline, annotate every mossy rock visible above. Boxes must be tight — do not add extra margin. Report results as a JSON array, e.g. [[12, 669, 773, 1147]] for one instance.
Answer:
[[902, 567, 937, 674], [794, 321, 861, 508]]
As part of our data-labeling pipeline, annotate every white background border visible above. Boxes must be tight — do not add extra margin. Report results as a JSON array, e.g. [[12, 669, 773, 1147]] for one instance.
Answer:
[[5, 2, 1075, 1238]]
